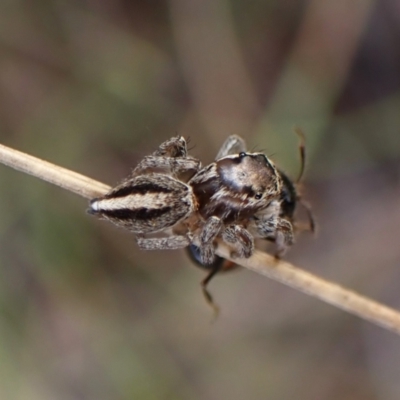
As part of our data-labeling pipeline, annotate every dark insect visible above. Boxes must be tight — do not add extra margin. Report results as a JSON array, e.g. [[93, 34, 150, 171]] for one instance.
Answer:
[[187, 129, 315, 310]]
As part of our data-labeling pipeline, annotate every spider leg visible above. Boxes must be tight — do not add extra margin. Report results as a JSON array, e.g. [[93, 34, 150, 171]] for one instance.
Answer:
[[136, 235, 191, 250], [248, 210, 294, 257], [131, 136, 201, 177], [199, 216, 223, 264], [274, 219, 295, 258], [222, 225, 254, 258], [153, 136, 188, 158], [132, 155, 200, 177]]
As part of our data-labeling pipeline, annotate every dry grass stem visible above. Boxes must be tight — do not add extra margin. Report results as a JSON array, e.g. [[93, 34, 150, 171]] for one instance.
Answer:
[[217, 244, 400, 335], [0, 144, 109, 199], [1, 142, 400, 335]]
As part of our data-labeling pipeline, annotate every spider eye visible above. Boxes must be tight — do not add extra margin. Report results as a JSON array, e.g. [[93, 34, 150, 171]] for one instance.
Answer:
[[239, 152, 246, 159], [255, 193, 263, 200]]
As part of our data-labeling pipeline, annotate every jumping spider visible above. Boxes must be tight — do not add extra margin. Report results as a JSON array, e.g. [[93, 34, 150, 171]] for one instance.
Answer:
[[88, 135, 301, 308]]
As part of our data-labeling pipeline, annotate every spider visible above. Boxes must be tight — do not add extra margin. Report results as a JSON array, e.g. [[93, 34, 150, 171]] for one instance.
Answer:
[[88, 135, 296, 309]]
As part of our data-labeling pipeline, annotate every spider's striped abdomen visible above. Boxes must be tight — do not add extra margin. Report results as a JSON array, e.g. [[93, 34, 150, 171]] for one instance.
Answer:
[[89, 173, 194, 234]]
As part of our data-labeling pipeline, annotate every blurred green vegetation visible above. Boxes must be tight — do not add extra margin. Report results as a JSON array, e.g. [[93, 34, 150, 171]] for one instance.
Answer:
[[1, 1, 400, 399]]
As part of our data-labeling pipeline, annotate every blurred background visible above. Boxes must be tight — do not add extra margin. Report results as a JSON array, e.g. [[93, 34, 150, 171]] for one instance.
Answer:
[[0, 0, 400, 399]]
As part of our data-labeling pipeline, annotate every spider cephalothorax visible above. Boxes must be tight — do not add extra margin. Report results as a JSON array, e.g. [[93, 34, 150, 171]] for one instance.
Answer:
[[190, 152, 282, 223], [185, 150, 285, 266]]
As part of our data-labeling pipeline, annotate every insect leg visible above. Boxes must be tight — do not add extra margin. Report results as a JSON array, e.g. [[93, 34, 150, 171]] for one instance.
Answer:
[[294, 127, 306, 183], [297, 198, 316, 233], [201, 263, 222, 317]]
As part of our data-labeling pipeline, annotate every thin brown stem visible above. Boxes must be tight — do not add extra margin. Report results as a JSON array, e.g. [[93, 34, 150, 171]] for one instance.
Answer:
[[0, 144, 109, 199], [217, 244, 400, 335], [1, 142, 400, 335]]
